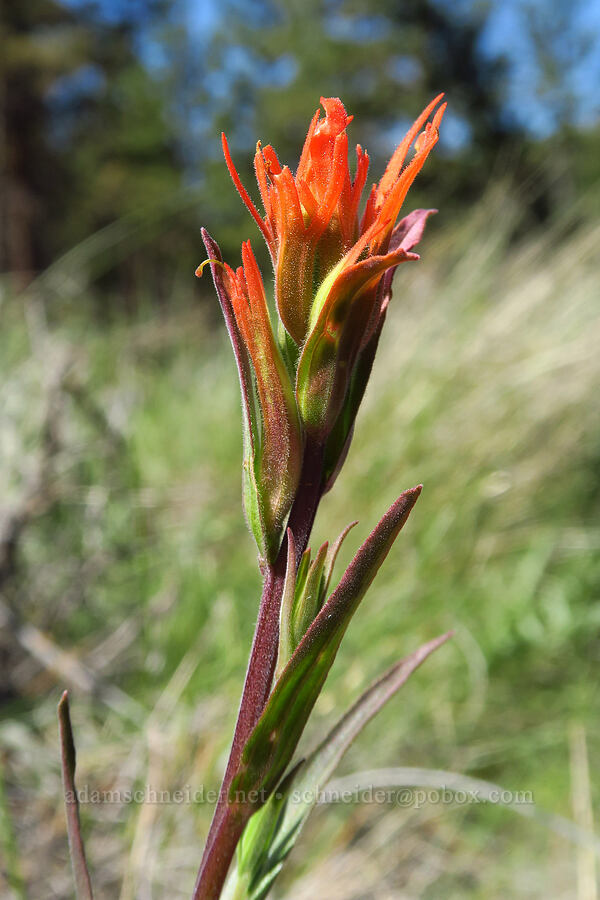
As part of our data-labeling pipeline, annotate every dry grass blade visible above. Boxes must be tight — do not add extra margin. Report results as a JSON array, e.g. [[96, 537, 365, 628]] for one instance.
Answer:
[[57, 691, 94, 900], [570, 723, 597, 900]]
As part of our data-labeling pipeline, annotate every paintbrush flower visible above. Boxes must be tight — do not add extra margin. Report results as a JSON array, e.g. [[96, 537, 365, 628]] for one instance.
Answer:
[[200, 95, 444, 554]]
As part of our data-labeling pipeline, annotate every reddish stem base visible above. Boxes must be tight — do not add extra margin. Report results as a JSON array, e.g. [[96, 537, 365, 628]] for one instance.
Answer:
[[192, 440, 324, 900]]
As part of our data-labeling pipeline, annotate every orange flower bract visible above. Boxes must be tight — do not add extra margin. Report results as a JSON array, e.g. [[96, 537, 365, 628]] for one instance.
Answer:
[[222, 94, 445, 347], [200, 95, 445, 556]]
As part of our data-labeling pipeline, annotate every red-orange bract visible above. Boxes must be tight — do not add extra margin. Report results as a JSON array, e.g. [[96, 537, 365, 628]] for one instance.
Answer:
[[222, 94, 445, 347], [199, 96, 445, 559]]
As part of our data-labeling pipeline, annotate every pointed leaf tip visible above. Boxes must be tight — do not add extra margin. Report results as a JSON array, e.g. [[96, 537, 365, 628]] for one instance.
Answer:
[[58, 693, 94, 900], [231, 486, 423, 806]]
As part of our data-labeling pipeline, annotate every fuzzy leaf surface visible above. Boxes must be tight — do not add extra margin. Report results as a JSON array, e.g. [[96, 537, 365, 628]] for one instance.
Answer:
[[229, 486, 422, 807]]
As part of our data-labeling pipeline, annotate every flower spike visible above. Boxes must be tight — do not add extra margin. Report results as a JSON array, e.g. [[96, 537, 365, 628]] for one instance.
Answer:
[[214, 96, 444, 542]]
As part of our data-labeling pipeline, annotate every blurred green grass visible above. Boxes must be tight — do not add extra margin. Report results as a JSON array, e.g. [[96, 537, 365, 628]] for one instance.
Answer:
[[1, 186, 599, 898]]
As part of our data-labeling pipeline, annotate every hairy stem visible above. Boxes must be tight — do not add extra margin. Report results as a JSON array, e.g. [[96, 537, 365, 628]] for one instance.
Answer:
[[192, 440, 325, 900]]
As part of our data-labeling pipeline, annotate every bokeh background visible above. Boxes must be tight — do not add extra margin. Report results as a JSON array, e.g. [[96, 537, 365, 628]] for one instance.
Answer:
[[1, 0, 600, 897]]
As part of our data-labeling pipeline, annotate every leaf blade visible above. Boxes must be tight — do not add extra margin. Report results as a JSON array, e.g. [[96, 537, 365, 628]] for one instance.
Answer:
[[231, 486, 422, 804], [232, 632, 452, 900], [58, 691, 94, 900]]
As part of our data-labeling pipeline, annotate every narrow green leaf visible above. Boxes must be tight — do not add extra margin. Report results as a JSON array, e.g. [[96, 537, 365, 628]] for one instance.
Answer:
[[275, 530, 297, 681], [294, 547, 311, 600], [290, 540, 329, 646], [276, 523, 357, 681], [228, 762, 304, 900], [230, 486, 422, 806], [229, 632, 452, 900], [58, 691, 94, 900], [321, 520, 358, 598]]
